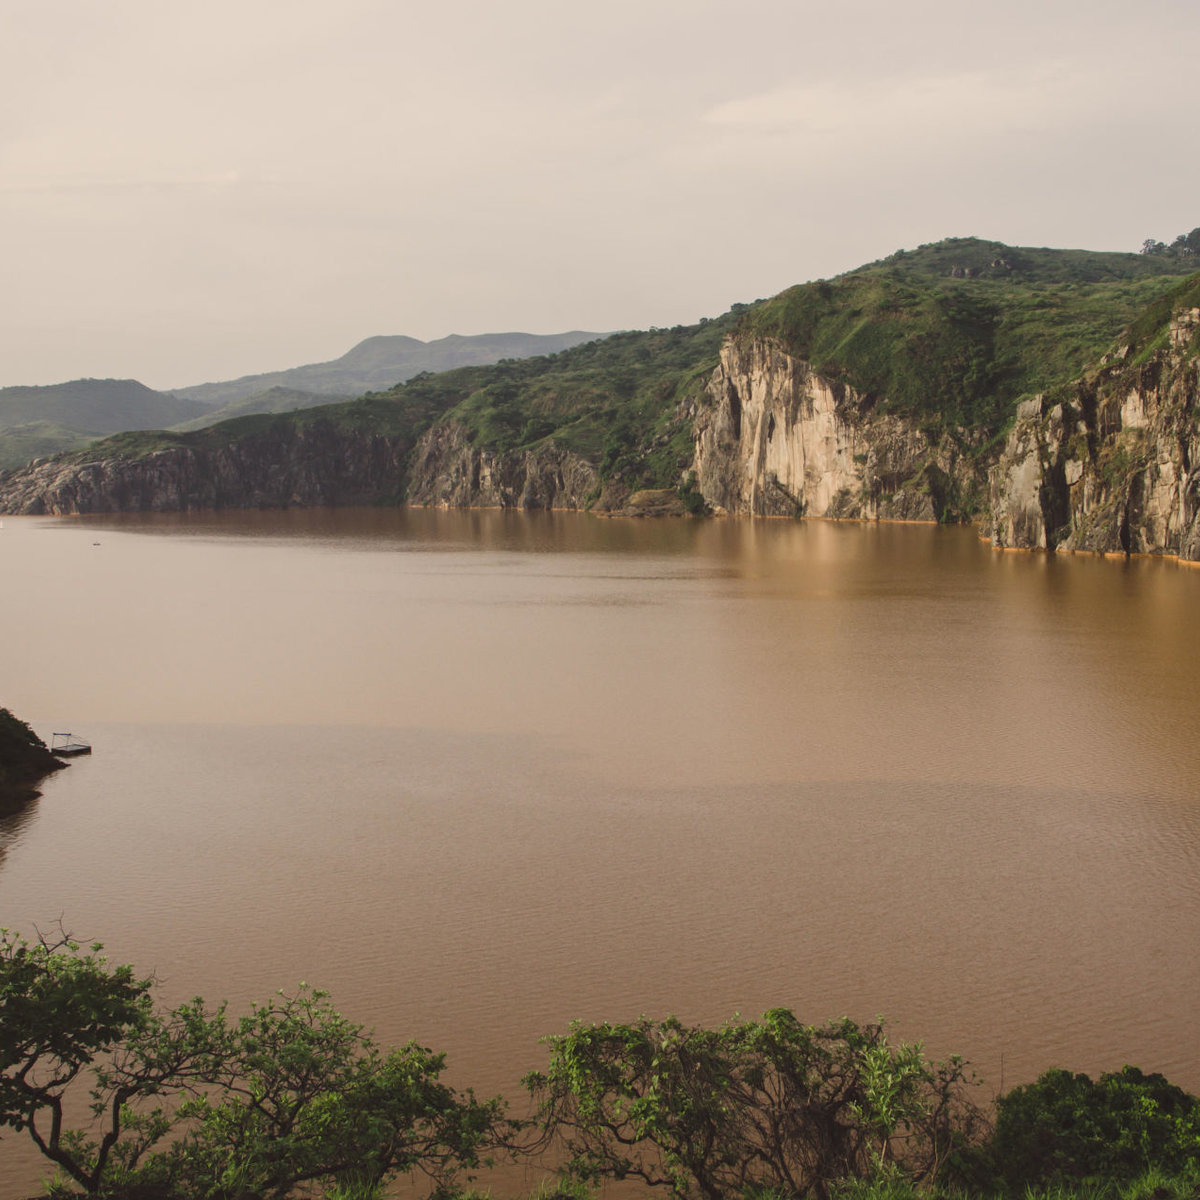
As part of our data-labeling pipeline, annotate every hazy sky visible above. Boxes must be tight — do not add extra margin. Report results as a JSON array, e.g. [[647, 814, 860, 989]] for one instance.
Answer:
[[2, 0, 1198, 390]]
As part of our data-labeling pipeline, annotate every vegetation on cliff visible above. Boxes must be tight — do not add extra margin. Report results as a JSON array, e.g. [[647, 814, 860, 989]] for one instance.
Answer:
[[0, 708, 63, 814], [3, 930, 1199, 1200], [40, 391, 457, 466], [1122, 272, 1200, 363], [0, 381, 213, 471], [368, 238, 1194, 497], [1, 235, 1197, 522], [377, 308, 744, 492], [740, 240, 1191, 437], [0, 334, 609, 471], [985, 268, 1200, 555]]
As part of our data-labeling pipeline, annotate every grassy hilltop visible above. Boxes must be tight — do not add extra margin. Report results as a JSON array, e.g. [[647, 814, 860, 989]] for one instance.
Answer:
[[744, 238, 1192, 435]]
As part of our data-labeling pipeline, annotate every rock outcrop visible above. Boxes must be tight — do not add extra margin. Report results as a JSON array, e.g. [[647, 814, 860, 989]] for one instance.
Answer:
[[692, 337, 979, 521], [985, 306, 1200, 560], [0, 708, 65, 814], [405, 422, 600, 510]]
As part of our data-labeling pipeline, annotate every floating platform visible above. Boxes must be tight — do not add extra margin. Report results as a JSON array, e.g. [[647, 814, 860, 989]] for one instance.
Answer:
[[51, 732, 92, 757]]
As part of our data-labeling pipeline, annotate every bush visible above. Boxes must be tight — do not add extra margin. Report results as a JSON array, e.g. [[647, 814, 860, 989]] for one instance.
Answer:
[[525, 1011, 983, 1200], [979, 1066, 1200, 1189]]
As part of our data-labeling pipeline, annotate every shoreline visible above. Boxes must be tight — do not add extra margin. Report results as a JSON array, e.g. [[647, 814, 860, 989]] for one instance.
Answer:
[[13, 503, 1200, 567]]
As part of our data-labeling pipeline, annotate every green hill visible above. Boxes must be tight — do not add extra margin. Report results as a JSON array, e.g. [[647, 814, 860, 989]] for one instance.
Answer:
[[0, 333, 611, 469], [168, 386, 355, 432], [742, 237, 1191, 434], [0, 379, 214, 469], [868, 236, 1190, 284]]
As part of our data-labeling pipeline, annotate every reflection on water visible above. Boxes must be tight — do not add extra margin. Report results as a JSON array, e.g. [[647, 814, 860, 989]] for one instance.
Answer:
[[1, 509, 1198, 1193], [0, 797, 40, 874]]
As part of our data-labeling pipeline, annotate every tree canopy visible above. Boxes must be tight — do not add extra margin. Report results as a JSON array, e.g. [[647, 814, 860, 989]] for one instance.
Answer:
[[524, 1011, 984, 1200], [0, 928, 505, 1199]]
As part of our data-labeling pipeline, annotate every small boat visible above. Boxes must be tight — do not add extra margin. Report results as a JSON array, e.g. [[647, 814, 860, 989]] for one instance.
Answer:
[[50, 732, 92, 757]]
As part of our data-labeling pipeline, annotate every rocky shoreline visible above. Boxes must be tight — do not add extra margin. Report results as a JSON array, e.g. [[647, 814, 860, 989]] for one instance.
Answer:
[[2, 305, 1197, 559], [0, 709, 66, 816]]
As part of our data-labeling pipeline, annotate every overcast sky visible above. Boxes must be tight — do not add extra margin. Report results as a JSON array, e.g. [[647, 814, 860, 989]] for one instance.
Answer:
[[2, 0, 1198, 390]]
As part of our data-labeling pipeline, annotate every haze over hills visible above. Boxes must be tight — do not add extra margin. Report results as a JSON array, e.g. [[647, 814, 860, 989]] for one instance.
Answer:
[[0, 379, 213, 470], [168, 330, 607, 410], [168, 387, 356, 433], [0, 330, 608, 469], [0, 378, 210, 431]]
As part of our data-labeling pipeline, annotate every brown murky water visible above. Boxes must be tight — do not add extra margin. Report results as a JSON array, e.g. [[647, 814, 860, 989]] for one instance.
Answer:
[[1, 508, 1199, 1194]]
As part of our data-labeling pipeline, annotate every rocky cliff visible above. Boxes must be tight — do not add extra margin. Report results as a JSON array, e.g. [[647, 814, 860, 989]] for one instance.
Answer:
[[3, 253, 1198, 563], [692, 337, 979, 521], [0, 418, 414, 514], [985, 302, 1200, 560], [403, 421, 690, 516], [405, 421, 601, 510]]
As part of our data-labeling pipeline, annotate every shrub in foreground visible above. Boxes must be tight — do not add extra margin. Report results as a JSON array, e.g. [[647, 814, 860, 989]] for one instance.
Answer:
[[0, 927, 505, 1199], [976, 1066, 1200, 1190], [525, 1010, 984, 1200], [6, 926, 1200, 1199]]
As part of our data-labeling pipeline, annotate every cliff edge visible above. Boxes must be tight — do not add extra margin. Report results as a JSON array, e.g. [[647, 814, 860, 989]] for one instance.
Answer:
[[985, 278, 1200, 559], [692, 336, 977, 521]]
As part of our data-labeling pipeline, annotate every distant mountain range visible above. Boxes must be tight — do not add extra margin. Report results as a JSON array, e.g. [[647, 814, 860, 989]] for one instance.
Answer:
[[169, 331, 606, 409], [0, 330, 606, 469], [0, 379, 213, 471]]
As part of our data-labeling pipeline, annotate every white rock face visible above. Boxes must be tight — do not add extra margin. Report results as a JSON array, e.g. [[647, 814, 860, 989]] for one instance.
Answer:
[[692, 337, 964, 521]]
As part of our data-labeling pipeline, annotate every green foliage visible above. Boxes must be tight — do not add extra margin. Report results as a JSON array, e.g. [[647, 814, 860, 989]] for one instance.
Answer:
[[1121, 272, 1200, 364], [0, 927, 156, 1188], [386, 316, 739, 487], [676, 471, 707, 515], [8, 927, 1200, 1200], [1140, 226, 1200, 265], [740, 250, 1191, 436], [168, 387, 356, 433], [0, 379, 213, 469], [138, 988, 503, 1200], [525, 1011, 983, 1200], [0, 421, 104, 471], [826, 1163, 1200, 1200], [976, 1066, 1200, 1190], [879, 237, 1191, 285], [0, 932, 506, 1199]]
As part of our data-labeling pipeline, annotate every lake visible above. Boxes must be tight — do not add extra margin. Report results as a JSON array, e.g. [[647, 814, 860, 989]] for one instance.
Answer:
[[2, 508, 1199, 1195]]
